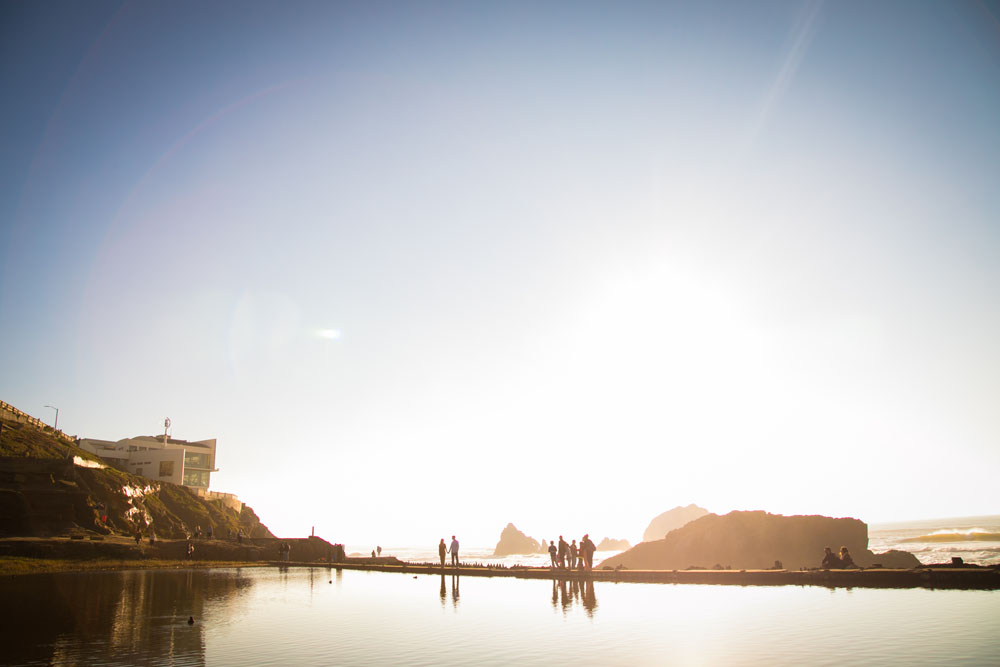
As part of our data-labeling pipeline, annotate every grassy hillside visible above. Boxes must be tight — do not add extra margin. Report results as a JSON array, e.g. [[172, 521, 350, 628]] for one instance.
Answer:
[[0, 417, 100, 461], [0, 413, 274, 539]]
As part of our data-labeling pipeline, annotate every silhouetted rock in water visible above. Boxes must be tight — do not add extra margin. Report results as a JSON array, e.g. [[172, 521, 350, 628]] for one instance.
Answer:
[[597, 538, 630, 550], [493, 523, 543, 556], [642, 504, 710, 542], [602, 511, 921, 571]]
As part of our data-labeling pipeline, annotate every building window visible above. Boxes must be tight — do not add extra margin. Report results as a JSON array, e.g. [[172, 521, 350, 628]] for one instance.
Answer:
[[159, 461, 174, 477], [183, 470, 210, 488], [184, 452, 210, 469]]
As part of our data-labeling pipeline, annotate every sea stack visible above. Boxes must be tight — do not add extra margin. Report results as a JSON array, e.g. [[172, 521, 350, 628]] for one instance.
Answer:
[[493, 523, 543, 557], [642, 504, 710, 542]]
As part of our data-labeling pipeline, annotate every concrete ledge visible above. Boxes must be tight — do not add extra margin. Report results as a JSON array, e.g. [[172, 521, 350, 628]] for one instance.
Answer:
[[312, 560, 1000, 590]]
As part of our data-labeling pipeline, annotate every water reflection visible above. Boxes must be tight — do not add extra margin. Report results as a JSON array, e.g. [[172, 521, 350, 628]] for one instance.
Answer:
[[438, 574, 461, 609], [551, 577, 598, 617], [0, 569, 255, 666]]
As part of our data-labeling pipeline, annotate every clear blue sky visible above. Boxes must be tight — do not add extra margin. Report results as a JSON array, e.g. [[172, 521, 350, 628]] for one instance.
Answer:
[[2, 1, 999, 546]]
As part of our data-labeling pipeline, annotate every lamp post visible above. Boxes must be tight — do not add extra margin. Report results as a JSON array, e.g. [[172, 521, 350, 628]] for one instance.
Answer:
[[44, 405, 59, 431]]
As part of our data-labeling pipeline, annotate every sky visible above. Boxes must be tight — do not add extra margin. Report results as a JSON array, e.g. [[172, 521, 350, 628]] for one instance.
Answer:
[[2, 0, 999, 548]]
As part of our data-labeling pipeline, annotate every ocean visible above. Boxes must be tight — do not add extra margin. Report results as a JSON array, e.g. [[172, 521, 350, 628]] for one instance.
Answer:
[[351, 515, 1000, 568]]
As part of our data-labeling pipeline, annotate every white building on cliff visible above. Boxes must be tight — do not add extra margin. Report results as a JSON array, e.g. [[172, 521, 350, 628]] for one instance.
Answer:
[[79, 435, 217, 490]]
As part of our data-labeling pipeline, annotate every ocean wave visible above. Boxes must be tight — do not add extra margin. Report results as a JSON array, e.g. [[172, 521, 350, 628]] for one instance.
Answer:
[[900, 532, 1000, 544]]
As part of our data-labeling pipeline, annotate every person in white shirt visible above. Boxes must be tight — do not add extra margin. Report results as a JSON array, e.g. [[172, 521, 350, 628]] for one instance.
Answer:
[[448, 535, 460, 567]]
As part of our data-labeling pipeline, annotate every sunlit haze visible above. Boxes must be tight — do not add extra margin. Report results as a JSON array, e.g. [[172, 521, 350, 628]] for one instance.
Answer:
[[2, 1, 999, 547]]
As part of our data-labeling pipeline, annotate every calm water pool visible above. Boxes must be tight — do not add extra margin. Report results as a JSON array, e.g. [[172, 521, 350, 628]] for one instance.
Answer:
[[2, 567, 998, 666]]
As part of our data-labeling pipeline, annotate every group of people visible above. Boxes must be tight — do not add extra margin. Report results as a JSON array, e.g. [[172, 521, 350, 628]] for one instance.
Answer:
[[439, 536, 460, 566], [548, 534, 597, 571], [821, 546, 856, 569]]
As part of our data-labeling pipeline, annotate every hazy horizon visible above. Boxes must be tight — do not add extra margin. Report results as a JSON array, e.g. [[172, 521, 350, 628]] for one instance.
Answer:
[[2, 1, 999, 546]]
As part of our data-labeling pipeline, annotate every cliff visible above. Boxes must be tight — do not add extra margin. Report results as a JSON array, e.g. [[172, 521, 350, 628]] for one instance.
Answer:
[[0, 413, 274, 540], [643, 504, 710, 542], [597, 537, 630, 550], [493, 523, 543, 556], [602, 511, 921, 571]]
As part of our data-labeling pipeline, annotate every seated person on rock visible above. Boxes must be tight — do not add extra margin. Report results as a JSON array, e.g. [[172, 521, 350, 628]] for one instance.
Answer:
[[839, 547, 856, 568], [821, 546, 842, 569]]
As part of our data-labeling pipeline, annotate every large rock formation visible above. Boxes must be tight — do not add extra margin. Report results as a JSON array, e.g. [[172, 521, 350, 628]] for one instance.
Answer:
[[597, 537, 630, 550], [643, 504, 710, 542], [602, 511, 921, 570], [493, 523, 543, 556]]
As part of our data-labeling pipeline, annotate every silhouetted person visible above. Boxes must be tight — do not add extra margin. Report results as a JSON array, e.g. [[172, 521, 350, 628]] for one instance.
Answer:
[[134, 530, 142, 545], [377, 546, 382, 557], [371, 550, 376, 558], [548, 541, 558, 568], [449, 535, 459, 567], [840, 547, 855, 568], [186, 541, 194, 560], [821, 547, 841, 569], [581, 534, 596, 570], [557, 536, 568, 569], [439, 538, 447, 567], [569, 540, 578, 569]]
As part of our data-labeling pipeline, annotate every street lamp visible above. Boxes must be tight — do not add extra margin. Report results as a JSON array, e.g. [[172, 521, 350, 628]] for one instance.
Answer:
[[44, 405, 59, 431]]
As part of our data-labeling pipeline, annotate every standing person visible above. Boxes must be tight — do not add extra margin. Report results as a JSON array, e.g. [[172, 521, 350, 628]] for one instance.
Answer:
[[438, 538, 447, 567], [569, 540, 579, 569], [449, 535, 460, 567], [377, 546, 382, 557], [548, 541, 558, 568], [557, 536, 568, 569], [581, 534, 596, 570]]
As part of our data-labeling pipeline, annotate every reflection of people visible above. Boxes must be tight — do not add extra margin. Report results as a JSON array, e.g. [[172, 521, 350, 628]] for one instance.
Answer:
[[439, 574, 447, 606], [840, 547, 855, 568], [581, 579, 598, 616], [449, 535, 460, 567], [821, 547, 841, 569], [548, 541, 558, 568], [439, 539, 447, 567], [451, 575, 460, 607]]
